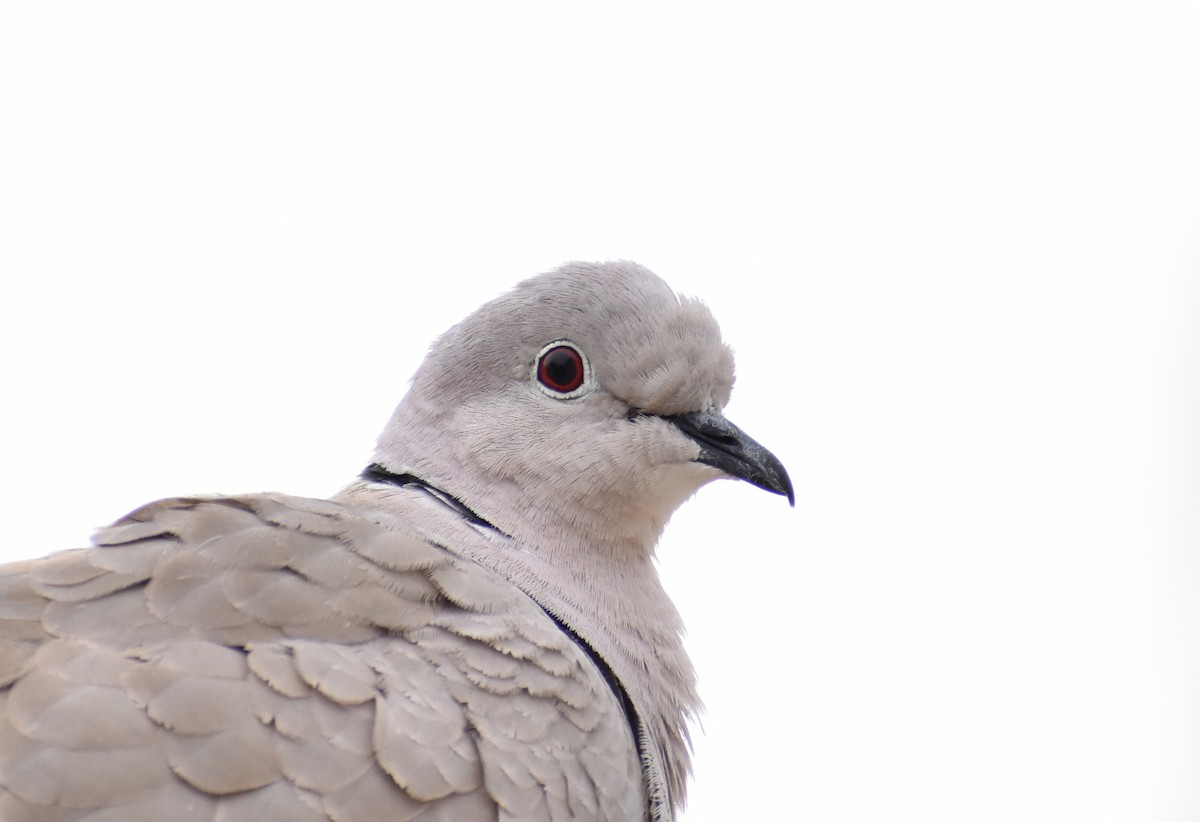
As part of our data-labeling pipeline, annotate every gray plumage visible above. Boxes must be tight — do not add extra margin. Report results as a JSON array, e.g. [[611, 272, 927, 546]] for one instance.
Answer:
[[0, 261, 792, 821]]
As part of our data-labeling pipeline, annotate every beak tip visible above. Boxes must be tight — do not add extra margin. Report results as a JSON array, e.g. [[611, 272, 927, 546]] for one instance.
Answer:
[[775, 473, 796, 508]]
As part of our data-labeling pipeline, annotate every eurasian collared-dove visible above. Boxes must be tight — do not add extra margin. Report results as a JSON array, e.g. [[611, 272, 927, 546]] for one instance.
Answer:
[[0, 261, 792, 822]]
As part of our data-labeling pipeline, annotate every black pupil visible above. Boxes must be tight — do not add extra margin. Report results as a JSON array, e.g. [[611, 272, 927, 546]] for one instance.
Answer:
[[544, 349, 579, 389]]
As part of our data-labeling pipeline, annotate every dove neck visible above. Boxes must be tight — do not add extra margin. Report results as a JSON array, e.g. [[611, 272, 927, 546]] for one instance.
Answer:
[[348, 461, 698, 807], [463, 489, 698, 813]]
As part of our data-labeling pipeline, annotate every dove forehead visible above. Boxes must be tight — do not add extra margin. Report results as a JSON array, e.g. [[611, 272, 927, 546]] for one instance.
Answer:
[[425, 260, 735, 414]]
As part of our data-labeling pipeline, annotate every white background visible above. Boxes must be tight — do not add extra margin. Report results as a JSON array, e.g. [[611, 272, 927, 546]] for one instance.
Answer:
[[2, 4, 1198, 820]]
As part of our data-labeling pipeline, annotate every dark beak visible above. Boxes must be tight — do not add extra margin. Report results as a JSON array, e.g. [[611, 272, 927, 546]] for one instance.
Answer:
[[667, 411, 794, 506]]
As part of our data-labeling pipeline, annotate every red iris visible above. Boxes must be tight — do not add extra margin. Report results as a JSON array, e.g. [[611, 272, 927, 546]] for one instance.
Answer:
[[537, 345, 585, 393]]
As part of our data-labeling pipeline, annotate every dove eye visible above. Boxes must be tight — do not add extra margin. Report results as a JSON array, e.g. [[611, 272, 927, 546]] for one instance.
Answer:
[[535, 342, 589, 398]]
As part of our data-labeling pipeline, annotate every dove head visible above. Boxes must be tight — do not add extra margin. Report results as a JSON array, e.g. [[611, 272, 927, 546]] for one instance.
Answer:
[[372, 260, 792, 555]]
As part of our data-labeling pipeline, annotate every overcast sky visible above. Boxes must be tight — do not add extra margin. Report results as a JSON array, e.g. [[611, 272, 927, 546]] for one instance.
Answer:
[[2, 4, 1198, 821]]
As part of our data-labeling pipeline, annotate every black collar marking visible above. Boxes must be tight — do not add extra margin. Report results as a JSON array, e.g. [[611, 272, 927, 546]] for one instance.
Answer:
[[360, 464, 506, 535], [538, 606, 645, 765]]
